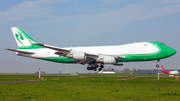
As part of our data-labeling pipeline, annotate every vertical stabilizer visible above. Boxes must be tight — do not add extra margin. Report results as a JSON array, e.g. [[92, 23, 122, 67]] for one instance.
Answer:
[[161, 65, 166, 72], [11, 27, 44, 49]]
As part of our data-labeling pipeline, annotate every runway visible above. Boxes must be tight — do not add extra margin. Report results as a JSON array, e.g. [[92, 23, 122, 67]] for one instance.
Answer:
[[0, 74, 175, 84]]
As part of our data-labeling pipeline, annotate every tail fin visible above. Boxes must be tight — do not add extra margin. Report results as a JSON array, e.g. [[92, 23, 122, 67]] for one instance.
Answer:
[[11, 27, 44, 49], [161, 65, 166, 72]]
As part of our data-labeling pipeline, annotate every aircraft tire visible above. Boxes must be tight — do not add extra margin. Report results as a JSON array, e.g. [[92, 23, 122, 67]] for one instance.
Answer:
[[100, 64, 104, 68], [98, 68, 102, 71], [93, 67, 97, 71], [156, 64, 159, 68]]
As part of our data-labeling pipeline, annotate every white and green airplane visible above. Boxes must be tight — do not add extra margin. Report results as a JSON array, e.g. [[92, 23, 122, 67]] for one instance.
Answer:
[[5, 27, 176, 71]]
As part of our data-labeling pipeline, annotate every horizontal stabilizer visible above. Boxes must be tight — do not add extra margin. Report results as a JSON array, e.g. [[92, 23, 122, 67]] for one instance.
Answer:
[[4, 48, 35, 54]]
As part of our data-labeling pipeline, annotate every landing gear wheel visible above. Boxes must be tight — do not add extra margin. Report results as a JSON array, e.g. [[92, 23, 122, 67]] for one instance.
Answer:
[[156, 64, 159, 68], [87, 67, 90, 70], [95, 65, 99, 68], [98, 68, 102, 71], [100, 64, 104, 68], [93, 67, 97, 71]]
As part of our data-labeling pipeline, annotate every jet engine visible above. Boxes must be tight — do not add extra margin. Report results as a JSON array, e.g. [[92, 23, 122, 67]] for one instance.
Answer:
[[66, 52, 86, 60], [96, 56, 116, 64]]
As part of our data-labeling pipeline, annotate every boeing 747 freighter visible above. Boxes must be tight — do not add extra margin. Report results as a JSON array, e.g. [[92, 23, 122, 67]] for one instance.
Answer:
[[5, 27, 176, 71]]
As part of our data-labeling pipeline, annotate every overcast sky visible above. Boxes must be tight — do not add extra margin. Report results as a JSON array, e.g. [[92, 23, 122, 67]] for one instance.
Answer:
[[1, 0, 180, 73]]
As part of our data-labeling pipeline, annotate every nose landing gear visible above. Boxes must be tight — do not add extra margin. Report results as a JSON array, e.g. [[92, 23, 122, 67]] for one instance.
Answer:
[[156, 64, 159, 68], [156, 60, 160, 68]]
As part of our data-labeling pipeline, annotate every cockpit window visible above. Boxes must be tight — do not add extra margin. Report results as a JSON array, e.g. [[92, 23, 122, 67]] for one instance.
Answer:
[[160, 43, 165, 45]]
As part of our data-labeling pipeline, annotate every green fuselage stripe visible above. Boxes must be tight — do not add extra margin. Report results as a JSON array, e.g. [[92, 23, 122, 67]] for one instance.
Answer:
[[38, 57, 75, 63]]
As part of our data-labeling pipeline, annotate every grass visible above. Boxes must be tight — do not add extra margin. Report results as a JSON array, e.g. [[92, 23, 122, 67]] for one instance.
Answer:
[[0, 74, 180, 101], [0, 75, 37, 82]]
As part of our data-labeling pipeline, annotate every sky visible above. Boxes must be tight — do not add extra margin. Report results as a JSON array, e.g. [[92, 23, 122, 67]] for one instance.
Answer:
[[0, 0, 180, 73]]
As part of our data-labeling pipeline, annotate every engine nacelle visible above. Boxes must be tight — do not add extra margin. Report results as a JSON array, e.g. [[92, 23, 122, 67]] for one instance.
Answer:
[[96, 56, 116, 64], [66, 52, 86, 60]]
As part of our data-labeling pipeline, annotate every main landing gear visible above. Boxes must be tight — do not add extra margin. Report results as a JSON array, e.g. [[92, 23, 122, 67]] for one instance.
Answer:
[[98, 64, 104, 71], [87, 64, 104, 71]]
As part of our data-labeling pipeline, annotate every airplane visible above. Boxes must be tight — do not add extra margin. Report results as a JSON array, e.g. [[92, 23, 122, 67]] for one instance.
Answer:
[[5, 27, 177, 71], [161, 65, 179, 74]]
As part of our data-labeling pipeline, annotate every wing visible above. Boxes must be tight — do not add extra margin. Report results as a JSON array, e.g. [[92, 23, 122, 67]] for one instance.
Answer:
[[33, 43, 125, 65], [33, 43, 70, 56], [33, 43, 98, 65]]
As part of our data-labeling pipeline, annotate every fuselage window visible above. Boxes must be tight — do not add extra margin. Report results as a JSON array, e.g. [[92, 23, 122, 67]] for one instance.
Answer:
[[144, 44, 148, 46]]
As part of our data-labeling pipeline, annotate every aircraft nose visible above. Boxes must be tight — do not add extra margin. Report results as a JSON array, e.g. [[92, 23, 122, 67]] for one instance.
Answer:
[[168, 47, 177, 56], [171, 48, 176, 55]]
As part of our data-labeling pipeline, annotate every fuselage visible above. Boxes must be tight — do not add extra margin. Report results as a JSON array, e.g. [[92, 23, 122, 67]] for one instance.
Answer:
[[163, 71, 179, 74], [169, 71, 179, 74], [17, 41, 176, 63]]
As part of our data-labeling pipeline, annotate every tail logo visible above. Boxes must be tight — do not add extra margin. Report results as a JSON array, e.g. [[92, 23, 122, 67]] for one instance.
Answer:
[[15, 31, 24, 45]]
